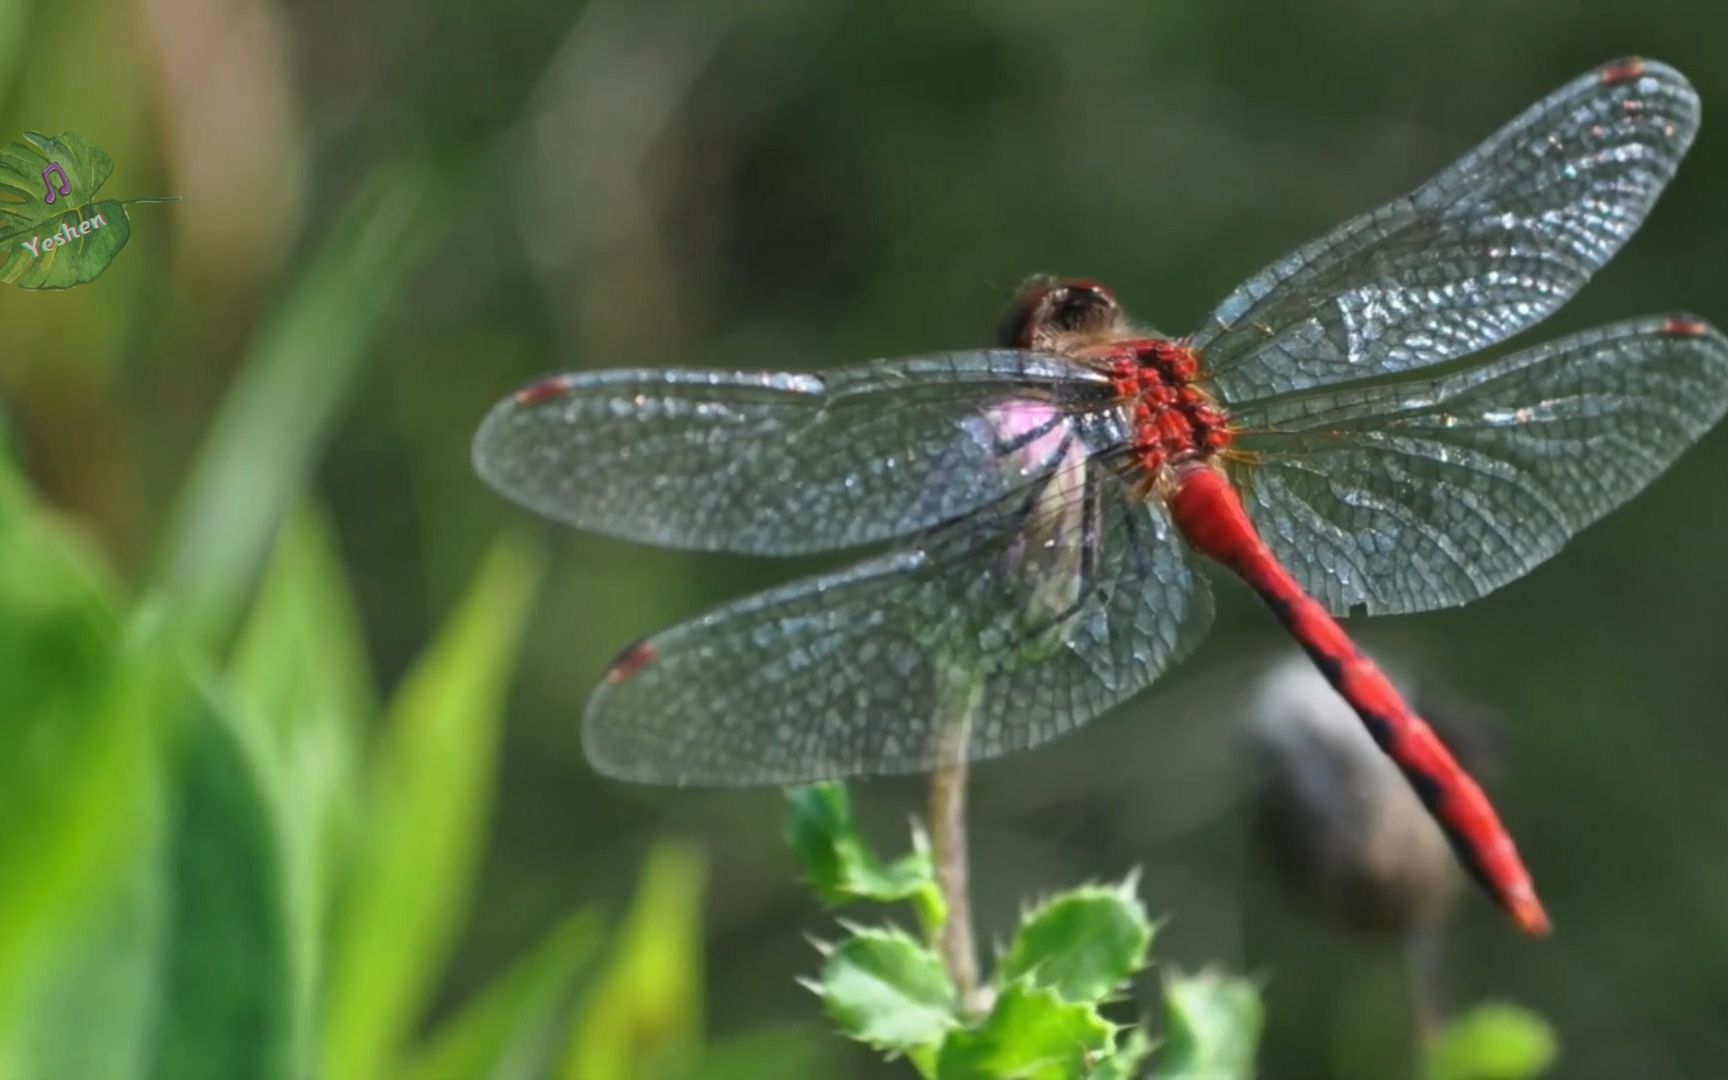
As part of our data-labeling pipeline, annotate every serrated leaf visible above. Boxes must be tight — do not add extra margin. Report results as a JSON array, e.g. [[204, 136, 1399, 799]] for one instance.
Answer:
[[816, 927, 957, 1055], [998, 882, 1152, 1004], [937, 982, 1113, 1080], [559, 844, 707, 1080], [1086, 1027, 1155, 1080], [0, 132, 157, 289], [1153, 971, 1262, 1080], [321, 534, 543, 1080], [1422, 1003, 1557, 1080], [786, 783, 943, 922]]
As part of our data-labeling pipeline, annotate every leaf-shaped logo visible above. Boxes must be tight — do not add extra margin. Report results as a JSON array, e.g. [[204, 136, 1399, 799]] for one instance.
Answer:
[[0, 131, 174, 290]]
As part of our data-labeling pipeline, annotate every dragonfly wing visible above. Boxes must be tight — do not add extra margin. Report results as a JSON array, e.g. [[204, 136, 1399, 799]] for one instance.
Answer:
[[1194, 58, 1699, 403], [1228, 315, 1728, 616], [581, 455, 1213, 785], [473, 351, 1116, 555]]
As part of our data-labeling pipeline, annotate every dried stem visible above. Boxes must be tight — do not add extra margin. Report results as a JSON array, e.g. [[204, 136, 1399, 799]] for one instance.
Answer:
[[1404, 924, 1445, 1047], [930, 677, 983, 1013]]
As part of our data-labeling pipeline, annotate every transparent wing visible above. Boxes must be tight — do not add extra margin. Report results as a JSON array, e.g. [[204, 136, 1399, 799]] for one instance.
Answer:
[[473, 350, 1118, 555], [1193, 58, 1699, 403], [581, 451, 1213, 786], [1228, 315, 1728, 616]]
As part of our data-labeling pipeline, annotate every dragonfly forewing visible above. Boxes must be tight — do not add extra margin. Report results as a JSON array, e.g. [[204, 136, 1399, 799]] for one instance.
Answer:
[[1194, 58, 1700, 404], [472, 351, 1115, 555], [1228, 315, 1728, 615], [581, 459, 1213, 785]]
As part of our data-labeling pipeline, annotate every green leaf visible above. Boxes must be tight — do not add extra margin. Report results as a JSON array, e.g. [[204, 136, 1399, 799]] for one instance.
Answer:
[[785, 782, 944, 925], [321, 533, 543, 1080], [146, 677, 298, 1080], [998, 879, 1153, 1004], [232, 503, 374, 750], [1422, 1003, 1557, 1080], [1152, 971, 1263, 1080], [231, 504, 375, 1072], [1086, 1028, 1155, 1080], [400, 908, 605, 1080], [0, 604, 177, 1080], [561, 843, 707, 1080], [151, 160, 448, 644], [2, 637, 297, 1080], [812, 926, 957, 1056], [0, 470, 149, 1023], [3, 826, 168, 1080], [936, 982, 1113, 1080]]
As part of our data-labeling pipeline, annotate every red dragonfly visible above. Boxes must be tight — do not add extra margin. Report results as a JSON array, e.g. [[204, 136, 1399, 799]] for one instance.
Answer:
[[475, 58, 1728, 935]]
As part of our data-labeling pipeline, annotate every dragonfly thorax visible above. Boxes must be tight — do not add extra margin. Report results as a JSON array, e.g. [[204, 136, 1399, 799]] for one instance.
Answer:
[[1108, 337, 1233, 478], [998, 278, 1233, 478]]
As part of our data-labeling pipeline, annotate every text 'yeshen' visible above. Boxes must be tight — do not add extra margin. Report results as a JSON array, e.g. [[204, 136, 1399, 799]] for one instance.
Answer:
[[19, 212, 109, 257]]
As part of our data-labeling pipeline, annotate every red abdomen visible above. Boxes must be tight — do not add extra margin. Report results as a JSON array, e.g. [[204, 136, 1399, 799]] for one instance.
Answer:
[[1168, 465, 1551, 936]]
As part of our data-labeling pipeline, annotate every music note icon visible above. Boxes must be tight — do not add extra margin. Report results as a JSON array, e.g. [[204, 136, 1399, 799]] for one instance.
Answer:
[[42, 162, 71, 204]]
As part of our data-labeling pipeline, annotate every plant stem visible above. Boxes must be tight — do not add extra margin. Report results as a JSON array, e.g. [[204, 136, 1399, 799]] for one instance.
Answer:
[[930, 677, 983, 1013], [1404, 924, 1444, 1047]]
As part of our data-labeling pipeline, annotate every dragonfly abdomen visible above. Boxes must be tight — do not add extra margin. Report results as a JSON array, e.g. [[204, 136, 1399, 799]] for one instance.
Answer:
[[1168, 464, 1551, 935]]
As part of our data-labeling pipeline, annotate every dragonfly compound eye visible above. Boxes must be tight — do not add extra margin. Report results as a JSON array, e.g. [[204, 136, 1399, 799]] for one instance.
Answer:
[[996, 277, 1123, 348]]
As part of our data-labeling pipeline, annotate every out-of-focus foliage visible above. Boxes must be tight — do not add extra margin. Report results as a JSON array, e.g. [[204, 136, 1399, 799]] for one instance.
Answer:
[[0, 168, 822, 1078], [152, 163, 448, 645], [1155, 972, 1264, 1080], [1422, 1004, 1558, 1080], [789, 782, 1261, 1078], [4, 1, 1728, 1077], [560, 843, 704, 1079]]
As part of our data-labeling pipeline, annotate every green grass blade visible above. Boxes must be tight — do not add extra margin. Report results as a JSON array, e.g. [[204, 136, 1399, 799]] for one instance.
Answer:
[[144, 676, 297, 1080], [321, 532, 544, 1080], [231, 503, 376, 1073], [561, 843, 707, 1080], [151, 161, 449, 644], [0, 607, 169, 1080], [1, 610, 295, 1080], [399, 908, 606, 1080], [0, 466, 145, 1022]]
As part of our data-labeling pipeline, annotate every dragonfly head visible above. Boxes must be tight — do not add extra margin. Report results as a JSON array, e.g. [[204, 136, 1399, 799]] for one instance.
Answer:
[[998, 277, 1125, 350]]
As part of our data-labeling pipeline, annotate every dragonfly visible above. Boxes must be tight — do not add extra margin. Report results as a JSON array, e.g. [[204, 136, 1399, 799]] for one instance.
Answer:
[[474, 58, 1728, 936]]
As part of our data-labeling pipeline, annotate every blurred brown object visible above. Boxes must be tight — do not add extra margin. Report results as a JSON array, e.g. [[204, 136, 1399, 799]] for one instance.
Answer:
[[1247, 652, 1503, 940]]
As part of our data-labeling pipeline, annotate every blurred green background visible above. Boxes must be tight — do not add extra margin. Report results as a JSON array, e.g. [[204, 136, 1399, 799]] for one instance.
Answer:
[[3, 1, 1726, 1077]]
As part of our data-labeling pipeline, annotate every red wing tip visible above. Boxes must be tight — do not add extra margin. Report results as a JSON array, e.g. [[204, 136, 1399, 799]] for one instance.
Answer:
[[604, 639, 659, 684], [514, 376, 573, 406], [1659, 316, 1711, 339], [1599, 57, 1647, 86]]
